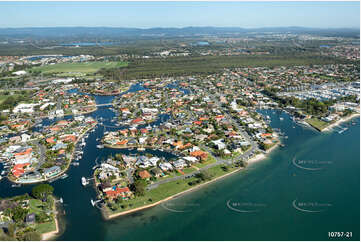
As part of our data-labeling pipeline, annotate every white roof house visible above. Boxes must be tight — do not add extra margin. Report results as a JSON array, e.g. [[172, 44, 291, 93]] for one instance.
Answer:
[[13, 103, 38, 113], [13, 70, 27, 76], [21, 134, 31, 143]]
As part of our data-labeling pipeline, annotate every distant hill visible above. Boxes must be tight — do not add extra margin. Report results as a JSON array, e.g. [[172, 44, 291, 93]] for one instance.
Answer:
[[0, 26, 359, 39]]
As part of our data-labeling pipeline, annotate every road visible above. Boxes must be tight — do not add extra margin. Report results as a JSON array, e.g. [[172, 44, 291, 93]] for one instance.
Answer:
[[208, 93, 260, 159], [32, 140, 46, 169], [126, 168, 135, 184], [56, 97, 62, 111]]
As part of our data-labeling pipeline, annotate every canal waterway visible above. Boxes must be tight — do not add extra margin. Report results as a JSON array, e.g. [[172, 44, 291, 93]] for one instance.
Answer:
[[0, 85, 359, 241]]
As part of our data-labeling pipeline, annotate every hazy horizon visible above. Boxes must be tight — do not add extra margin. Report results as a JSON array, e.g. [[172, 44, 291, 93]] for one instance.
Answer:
[[0, 25, 359, 30], [0, 1, 359, 29]]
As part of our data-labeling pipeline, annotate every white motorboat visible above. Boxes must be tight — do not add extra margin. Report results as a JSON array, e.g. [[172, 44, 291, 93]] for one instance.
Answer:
[[81, 177, 89, 186]]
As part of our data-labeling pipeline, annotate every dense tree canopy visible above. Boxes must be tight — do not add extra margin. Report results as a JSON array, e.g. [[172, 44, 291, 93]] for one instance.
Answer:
[[31, 184, 54, 200]]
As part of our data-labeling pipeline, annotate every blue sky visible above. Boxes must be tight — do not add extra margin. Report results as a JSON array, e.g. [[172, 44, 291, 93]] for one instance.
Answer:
[[0, 1, 359, 28]]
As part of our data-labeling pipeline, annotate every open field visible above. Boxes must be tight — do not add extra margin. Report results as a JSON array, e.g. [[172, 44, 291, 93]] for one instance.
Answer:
[[34, 220, 57, 234], [306, 117, 329, 131], [0, 95, 8, 104], [30, 61, 128, 74]]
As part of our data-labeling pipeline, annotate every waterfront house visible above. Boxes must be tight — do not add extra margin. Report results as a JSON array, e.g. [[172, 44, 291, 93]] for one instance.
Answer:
[[46, 137, 57, 144], [138, 170, 152, 180], [100, 182, 113, 192], [9, 136, 21, 144], [212, 139, 226, 150], [183, 156, 198, 163], [149, 157, 160, 166], [25, 213, 36, 225], [105, 187, 132, 200], [190, 150, 208, 161], [150, 167, 164, 177], [122, 155, 137, 168], [159, 162, 173, 171], [44, 166, 61, 178], [21, 133, 31, 143], [12, 163, 30, 177], [20, 171, 42, 181], [172, 159, 187, 169]]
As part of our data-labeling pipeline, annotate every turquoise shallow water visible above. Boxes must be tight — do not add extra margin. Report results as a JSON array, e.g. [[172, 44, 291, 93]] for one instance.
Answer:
[[0, 96, 359, 240]]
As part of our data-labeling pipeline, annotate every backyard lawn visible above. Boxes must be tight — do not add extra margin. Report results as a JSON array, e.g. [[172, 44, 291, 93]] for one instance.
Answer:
[[33, 220, 56, 234], [306, 117, 329, 131], [194, 155, 217, 168]]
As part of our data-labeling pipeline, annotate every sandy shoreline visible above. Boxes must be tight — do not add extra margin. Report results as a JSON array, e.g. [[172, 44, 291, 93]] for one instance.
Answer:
[[105, 166, 245, 220], [246, 153, 266, 164], [323, 113, 359, 132], [247, 142, 280, 165], [41, 198, 60, 241], [41, 214, 59, 241]]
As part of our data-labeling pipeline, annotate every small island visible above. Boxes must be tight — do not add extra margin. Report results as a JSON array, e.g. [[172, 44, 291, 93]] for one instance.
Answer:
[[79, 81, 131, 96], [0, 184, 60, 241]]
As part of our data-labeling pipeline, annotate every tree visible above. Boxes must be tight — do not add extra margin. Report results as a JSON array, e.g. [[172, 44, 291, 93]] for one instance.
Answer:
[[110, 202, 119, 211], [196, 171, 212, 181], [31, 184, 54, 201], [221, 165, 229, 172], [5, 223, 16, 238], [35, 212, 49, 223], [66, 143, 74, 153], [0, 114, 7, 122], [0, 229, 15, 241], [132, 180, 146, 196], [12, 206, 28, 223], [22, 231, 41, 241]]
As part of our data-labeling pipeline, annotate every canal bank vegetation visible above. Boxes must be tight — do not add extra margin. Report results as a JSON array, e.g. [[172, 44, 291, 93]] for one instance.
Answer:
[[0, 184, 59, 241]]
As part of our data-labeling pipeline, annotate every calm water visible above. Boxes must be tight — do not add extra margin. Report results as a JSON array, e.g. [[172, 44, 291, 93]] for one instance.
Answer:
[[0, 92, 359, 241]]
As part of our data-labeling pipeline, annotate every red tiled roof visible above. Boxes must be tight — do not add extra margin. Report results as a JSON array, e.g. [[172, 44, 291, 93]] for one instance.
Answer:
[[12, 163, 30, 177], [132, 118, 143, 124], [138, 170, 151, 179]]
